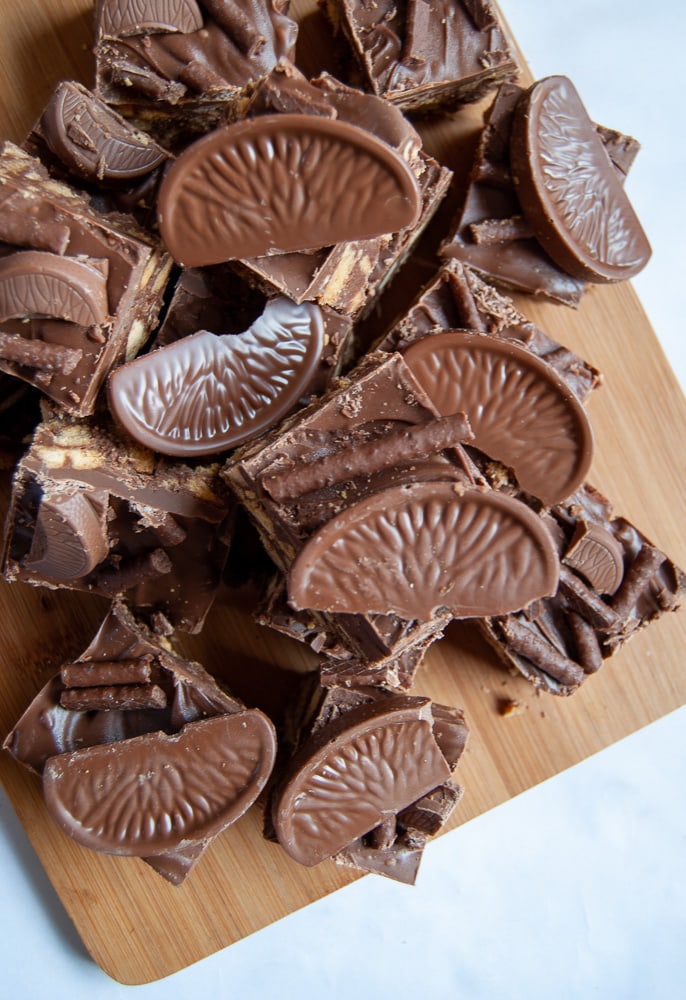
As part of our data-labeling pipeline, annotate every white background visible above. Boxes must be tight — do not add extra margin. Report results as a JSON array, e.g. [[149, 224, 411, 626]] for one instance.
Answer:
[[1, 2, 684, 997]]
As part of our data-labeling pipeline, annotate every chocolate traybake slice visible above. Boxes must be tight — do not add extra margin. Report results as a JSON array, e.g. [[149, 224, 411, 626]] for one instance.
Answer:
[[319, 0, 518, 114], [0, 143, 171, 417], [3, 600, 277, 884], [2, 405, 234, 633]]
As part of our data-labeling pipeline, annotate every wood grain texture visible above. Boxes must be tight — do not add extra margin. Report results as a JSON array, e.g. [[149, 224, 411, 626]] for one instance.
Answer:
[[0, 0, 685, 986]]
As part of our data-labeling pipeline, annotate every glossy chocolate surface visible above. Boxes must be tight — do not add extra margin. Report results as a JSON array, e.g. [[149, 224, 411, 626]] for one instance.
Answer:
[[0, 251, 109, 327], [403, 330, 594, 505], [510, 76, 651, 283], [109, 296, 325, 456], [44, 711, 275, 856], [287, 480, 560, 619], [40, 81, 169, 185], [322, 0, 517, 112], [157, 114, 422, 265], [272, 695, 451, 867]]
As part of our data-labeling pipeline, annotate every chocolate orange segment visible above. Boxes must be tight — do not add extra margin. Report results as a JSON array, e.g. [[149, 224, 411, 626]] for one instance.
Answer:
[[157, 113, 422, 265], [108, 297, 324, 456], [42, 82, 168, 184], [0, 251, 109, 326], [287, 481, 559, 620], [99, 0, 204, 37], [43, 710, 276, 856], [510, 75, 651, 282], [25, 492, 109, 580], [404, 331, 593, 506], [273, 696, 451, 867]]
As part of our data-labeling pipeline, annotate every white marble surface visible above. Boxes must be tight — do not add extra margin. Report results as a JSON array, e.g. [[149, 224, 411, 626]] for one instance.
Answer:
[[1, 2, 684, 996]]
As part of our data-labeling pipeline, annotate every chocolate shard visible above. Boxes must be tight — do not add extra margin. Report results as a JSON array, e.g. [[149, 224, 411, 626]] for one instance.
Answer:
[[0, 193, 70, 254], [0, 251, 110, 327], [287, 481, 560, 620], [108, 297, 325, 456], [43, 711, 276, 856], [157, 114, 422, 266], [272, 695, 451, 867], [403, 330, 594, 506], [98, 0, 204, 37], [41, 81, 169, 185], [509, 75, 651, 282], [263, 412, 474, 502]]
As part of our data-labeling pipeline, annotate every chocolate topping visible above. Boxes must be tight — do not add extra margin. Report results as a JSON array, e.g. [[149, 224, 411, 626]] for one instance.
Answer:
[[0, 251, 110, 327], [509, 76, 651, 282], [43, 710, 276, 856], [157, 114, 422, 265], [98, 0, 205, 37], [41, 81, 169, 184], [108, 296, 324, 456], [272, 696, 451, 867], [403, 331, 594, 506], [287, 480, 560, 620], [24, 491, 110, 580]]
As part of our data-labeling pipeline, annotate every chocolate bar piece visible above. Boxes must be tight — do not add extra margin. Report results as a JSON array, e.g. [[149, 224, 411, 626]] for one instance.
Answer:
[[3, 601, 277, 884], [24, 81, 171, 224], [439, 79, 646, 305], [269, 684, 468, 884], [224, 350, 560, 688], [2, 406, 234, 633], [0, 143, 171, 416], [377, 259, 602, 403], [320, 0, 518, 113], [94, 0, 299, 146], [480, 483, 686, 695], [230, 65, 453, 320]]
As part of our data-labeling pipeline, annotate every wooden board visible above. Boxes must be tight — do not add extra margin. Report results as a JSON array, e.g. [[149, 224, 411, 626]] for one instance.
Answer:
[[0, 0, 685, 986]]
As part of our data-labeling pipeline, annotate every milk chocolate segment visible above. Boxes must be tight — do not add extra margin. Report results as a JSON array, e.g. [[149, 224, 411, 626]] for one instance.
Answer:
[[99, 0, 204, 37], [510, 76, 651, 282], [40, 81, 169, 185], [43, 710, 276, 856], [287, 481, 560, 620], [403, 331, 594, 506], [108, 297, 325, 456], [157, 114, 422, 265], [0, 252, 109, 327], [563, 522, 624, 595], [24, 491, 110, 580], [272, 696, 451, 867]]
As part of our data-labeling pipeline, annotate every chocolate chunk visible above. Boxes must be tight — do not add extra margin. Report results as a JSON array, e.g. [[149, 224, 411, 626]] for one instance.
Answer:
[[0, 334, 83, 375], [287, 480, 560, 620], [563, 521, 624, 595], [108, 297, 325, 456], [0, 251, 109, 327], [157, 114, 422, 265], [40, 81, 169, 185], [403, 330, 594, 506], [23, 490, 110, 580], [272, 695, 451, 867], [43, 710, 275, 856], [61, 656, 153, 687], [510, 76, 651, 282], [98, 0, 205, 37]]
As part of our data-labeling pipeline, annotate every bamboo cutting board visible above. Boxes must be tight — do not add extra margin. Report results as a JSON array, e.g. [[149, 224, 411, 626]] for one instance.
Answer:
[[0, 0, 685, 986]]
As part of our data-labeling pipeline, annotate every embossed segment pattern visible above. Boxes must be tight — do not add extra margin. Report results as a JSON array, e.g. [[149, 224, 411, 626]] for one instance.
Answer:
[[404, 331, 593, 505], [108, 297, 324, 455], [288, 481, 559, 619], [0, 251, 109, 326], [43, 712, 275, 855], [99, 0, 204, 37], [157, 114, 421, 264]]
